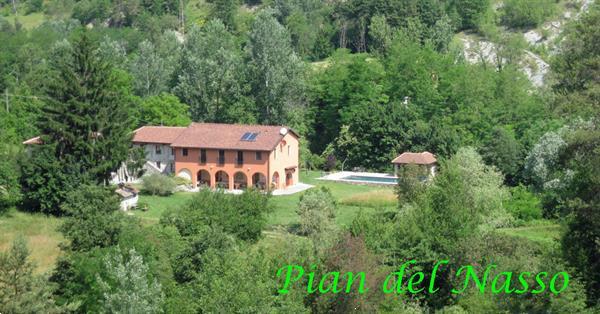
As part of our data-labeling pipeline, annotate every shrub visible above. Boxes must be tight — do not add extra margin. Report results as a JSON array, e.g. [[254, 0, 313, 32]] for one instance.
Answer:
[[173, 176, 191, 186], [505, 185, 542, 221], [296, 187, 337, 237], [161, 189, 271, 242], [141, 174, 176, 196], [501, 0, 556, 28]]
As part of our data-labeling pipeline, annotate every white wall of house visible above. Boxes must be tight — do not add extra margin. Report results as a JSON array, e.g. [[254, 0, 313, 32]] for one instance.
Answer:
[[111, 143, 176, 184], [137, 143, 176, 174]]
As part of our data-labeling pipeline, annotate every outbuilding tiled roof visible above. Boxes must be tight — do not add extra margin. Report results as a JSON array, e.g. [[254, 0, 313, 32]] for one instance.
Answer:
[[132, 126, 186, 144], [170, 123, 297, 151], [391, 152, 437, 165]]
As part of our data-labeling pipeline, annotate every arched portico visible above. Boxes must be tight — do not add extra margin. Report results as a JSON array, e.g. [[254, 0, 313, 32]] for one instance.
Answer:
[[252, 173, 267, 190], [177, 168, 192, 181], [215, 171, 230, 189], [197, 169, 211, 187], [233, 171, 248, 190]]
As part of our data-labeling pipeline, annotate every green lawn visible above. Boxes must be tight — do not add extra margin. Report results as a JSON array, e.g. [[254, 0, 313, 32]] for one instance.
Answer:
[[0, 209, 63, 274], [4, 12, 45, 29], [131, 170, 397, 227], [498, 222, 562, 245]]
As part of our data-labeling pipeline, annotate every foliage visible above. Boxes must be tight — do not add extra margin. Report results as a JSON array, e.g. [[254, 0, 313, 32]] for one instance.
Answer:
[[395, 163, 428, 206], [142, 174, 177, 196], [21, 32, 132, 213], [501, 0, 556, 28], [175, 20, 253, 123], [137, 93, 191, 127], [247, 9, 306, 125], [130, 37, 179, 97], [552, 3, 600, 117], [0, 151, 21, 213], [0, 236, 64, 313], [60, 185, 124, 252], [504, 185, 542, 221], [161, 189, 271, 242], [296, 186, 337, 243], [481, 127, 524, 185], [97, 247, 164, 314], [559, 123, 600, 305]]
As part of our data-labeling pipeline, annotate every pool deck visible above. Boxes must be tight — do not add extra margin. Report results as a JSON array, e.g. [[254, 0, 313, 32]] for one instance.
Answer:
[[317, 171, 398, 185]]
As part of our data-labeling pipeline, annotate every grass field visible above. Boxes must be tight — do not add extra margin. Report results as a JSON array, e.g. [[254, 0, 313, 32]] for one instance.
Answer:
[[131, 170, 396, 227], [0, 209, 63, 273], [499, 222, 562, 245], [4, 12, 45, 29], [0, 170, 561, 273]]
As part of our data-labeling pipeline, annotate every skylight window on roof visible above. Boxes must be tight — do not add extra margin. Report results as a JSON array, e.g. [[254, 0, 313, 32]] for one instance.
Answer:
[[247, 133, 258, 141], [241, 132, 259, 142]]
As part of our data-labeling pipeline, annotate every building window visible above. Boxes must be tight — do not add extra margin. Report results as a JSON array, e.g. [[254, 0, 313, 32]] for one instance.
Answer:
[[237, 151, 244, 165], [274, 149, 277, 160], [256, 151, 262, 160], [288, 146, 291, 156], [171, 148, 175, 156], [170, 163, 174, 172], [182, 148, 188, 156], [157, 161, 161, 169], [200, 149, 207, 163], [218, 150, 225, 164], [155, 145, 162, 154]]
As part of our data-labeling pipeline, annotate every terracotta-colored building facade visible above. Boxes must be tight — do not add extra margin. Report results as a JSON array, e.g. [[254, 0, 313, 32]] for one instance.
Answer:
[[133, 123, 299, 190]]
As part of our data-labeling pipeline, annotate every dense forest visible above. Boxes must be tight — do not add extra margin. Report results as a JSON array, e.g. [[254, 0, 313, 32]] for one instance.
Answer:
[[0, 0, 598, 313]]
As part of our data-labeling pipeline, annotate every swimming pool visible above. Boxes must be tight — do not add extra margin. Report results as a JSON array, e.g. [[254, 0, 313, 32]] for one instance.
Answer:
[[341, 175, 398, 184]]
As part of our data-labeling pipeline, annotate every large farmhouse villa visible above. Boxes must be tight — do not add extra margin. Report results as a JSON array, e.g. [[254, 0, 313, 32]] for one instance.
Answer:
[[24, 123, 300, 191], [122, 123, 299, 191]]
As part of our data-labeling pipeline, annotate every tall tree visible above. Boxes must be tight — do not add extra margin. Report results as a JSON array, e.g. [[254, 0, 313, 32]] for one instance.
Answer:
[[97, 247, 164, 314], [21, 33, 132, 213], [175, 20, 253, 123], [246, 9, 306, 125], [0, 237, 64, 313]]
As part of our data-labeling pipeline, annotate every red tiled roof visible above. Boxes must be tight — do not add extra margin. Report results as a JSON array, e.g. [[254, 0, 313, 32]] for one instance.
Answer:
[[392, 152, 437, 165], [170, 123, 297, 151], [132, 126, 186, 144]]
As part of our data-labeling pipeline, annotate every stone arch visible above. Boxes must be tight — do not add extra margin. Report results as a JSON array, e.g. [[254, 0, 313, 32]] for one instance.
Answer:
[[177, 168, 192, 181], [271, 171, 280, 189], [215, 170, 230, 189], [197, 169, 211, 187], [233, 171, 248, 189], [252, 172, 267, 190]]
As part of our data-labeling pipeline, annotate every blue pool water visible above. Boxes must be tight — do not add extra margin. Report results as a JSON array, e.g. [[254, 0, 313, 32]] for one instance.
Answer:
[[342, 175, 398, 184]]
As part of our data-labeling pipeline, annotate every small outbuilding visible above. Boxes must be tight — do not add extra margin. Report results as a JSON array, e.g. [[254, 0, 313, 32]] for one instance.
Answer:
[[391, 151, 437, 178], [115, 184, 139, 211]]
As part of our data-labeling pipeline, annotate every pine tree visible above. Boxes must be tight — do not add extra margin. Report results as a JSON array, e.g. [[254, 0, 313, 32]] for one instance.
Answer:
[[0, 236, 64, 313], [22, 32, 132, 213], [40, 32, 131, 183]]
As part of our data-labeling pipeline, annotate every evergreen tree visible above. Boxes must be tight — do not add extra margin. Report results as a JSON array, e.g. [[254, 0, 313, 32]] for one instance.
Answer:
[[22, 32, 132, 213], [0, 236, 64, 313]]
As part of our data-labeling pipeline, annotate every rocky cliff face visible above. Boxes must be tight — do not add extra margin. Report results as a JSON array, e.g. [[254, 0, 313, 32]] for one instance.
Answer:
[[460, 0, 594, 88]]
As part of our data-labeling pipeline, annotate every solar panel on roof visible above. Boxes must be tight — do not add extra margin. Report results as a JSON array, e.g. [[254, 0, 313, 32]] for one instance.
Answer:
[[247, 133, 258, 141], [241, 132, 252, 141]]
